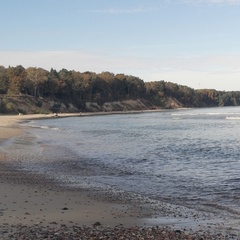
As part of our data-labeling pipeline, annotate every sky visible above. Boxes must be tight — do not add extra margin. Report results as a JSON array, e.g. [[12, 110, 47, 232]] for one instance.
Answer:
[[0, 0, 240, 91]]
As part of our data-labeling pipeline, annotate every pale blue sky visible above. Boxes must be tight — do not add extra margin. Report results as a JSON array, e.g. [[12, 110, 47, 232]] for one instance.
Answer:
[[1, 0, 240, 90]]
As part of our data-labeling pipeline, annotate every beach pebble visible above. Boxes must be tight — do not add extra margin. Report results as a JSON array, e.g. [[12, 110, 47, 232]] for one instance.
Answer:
[[2, 224, 227, 240]]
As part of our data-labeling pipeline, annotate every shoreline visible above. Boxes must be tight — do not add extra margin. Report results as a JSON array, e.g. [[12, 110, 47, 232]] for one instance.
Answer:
[[0, 112, 237, 239], [0, 108, 183, 143], [0, 109, 167, 144]]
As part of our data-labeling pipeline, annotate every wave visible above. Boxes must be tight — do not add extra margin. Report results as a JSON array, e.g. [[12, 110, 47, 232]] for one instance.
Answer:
[[173, 112, 240, 116], [172, 112, 240, 117], [21, 123, 59, 130], [226, 117, 240, 120]]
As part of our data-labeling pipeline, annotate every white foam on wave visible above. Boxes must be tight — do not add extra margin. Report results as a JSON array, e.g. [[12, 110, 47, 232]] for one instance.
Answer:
[[21, 123, 59, 130], [39, 125, 59, 130], [226, 117, 240, 120], [172, 112, 240, 117], [171, 113, 198, 116]]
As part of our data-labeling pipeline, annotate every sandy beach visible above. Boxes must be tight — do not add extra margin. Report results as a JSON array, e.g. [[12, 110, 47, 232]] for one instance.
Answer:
[[0, 113, 143, 224], [0, 113, 237, 239]]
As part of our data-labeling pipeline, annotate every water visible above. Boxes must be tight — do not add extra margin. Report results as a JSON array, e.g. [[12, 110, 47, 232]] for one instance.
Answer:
[[18, 107, 240, 220]]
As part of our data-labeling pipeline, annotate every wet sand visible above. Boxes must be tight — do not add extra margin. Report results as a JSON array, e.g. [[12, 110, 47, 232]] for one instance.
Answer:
[[0, 120, 22, 144], [0, 114, 238, 239], [0, 178, 144, 228]]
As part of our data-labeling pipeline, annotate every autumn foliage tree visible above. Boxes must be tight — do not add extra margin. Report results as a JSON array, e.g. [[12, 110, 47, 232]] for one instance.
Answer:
[[1, 65, 240, 111], [0, 66, 8, 94], [26, 67, 48, 97], [7, 65, 27, 94]]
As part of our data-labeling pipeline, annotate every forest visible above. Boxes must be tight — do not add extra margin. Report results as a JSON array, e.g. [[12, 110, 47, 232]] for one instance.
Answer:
[[0, 65, 240, 114]]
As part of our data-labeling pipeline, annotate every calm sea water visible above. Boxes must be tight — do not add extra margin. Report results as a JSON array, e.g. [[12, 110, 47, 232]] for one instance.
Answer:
[[19, 107, 240, 220]]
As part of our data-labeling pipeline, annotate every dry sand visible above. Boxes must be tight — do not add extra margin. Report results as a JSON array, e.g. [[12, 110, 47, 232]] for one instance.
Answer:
[[0, 180, 143, 228]]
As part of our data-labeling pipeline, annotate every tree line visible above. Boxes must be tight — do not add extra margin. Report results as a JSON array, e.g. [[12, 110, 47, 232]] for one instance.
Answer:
[[0, 65, 240, 112]]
